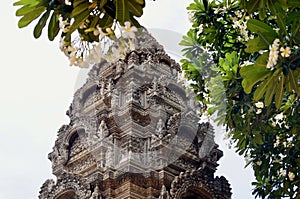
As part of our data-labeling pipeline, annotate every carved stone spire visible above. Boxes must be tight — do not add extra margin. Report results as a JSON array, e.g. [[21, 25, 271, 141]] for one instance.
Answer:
[[39, 29, 231, 199]]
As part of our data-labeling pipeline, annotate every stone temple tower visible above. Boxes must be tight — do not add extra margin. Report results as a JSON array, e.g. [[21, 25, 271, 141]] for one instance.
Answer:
[[39, 29, 231, 199]]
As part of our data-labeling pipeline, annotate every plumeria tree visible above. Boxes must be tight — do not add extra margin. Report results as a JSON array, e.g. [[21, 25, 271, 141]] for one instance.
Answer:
[[14, 0, 148, 66], [181, 0, 299, 198], [14, 0, 299, 198]]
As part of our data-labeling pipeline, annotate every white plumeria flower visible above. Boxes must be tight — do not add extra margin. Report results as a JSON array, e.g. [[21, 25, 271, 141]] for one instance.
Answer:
[[280, 46, 291, 57], [274, 136, 280, 147], [279, 169, 287, 177], [274, 112, 284, 121], [288, 172, 295, 181], [65, 0, 71, 5], [187, 11, 195, 23], [59, 18, 69, 29], [256, 161, 262, 166], [229, 15, 238, 22], [232, 20, 240, 29], [255, 102, 264, 108], [121, 21, 138, 39], [266, 41, 280, 69], [198, 24, 204, 34], [98, 27, 113, 40], [237, 36, 242, 41], [234, 10, 242, 18], [213, 7, 220, 14], [269, 44, 279, 52], [256, 109, 262, 114], [273, 38, 280, 47], [59, 37, 67, 50], [69, 52, 77, 66], [62, 26, 70, 33]]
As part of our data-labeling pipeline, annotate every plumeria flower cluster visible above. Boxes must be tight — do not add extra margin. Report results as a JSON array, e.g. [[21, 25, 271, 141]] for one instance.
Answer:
[[229, 11, 254, 42], [266, 38, 292, 69], [58, 20, 138, 67]]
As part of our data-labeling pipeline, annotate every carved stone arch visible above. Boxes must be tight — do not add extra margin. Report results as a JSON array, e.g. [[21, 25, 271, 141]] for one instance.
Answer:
[[65, 127, 86, 145], [172, 179, 214, 199], [54, 189, 78, 199], [170, 170, 216, 199], [49, 174, 89, 199], [64, 128, 86, 162], [180, 186, 213, 199], [81, 83, 99, 107]]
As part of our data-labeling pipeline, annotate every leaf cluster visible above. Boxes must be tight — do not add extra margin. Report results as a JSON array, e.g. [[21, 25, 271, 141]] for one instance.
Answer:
[[14, 0, 147, 42], [181, 0, 300, 198]]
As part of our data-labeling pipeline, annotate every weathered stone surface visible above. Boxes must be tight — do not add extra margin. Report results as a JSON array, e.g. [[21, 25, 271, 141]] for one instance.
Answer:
[[39, 29, 231, 199]]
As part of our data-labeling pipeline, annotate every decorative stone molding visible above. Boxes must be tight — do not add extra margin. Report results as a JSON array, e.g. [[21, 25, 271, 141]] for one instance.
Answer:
[[39, 173, 89, 199], [170, 168, 231, 199]]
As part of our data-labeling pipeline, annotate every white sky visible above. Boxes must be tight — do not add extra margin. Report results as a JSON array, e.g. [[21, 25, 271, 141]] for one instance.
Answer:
[[0, 0, 255, 198]]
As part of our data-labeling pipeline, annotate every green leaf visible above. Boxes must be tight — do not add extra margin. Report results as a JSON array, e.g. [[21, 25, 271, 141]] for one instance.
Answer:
[[264, 72, 279, 106], [254, 69, 280, 101], [18, 6, 46, 28], [245, 37, 269, 53], [16, 5, 36, 16], [98, 0, 108, 10], [274, 3, 288, 36], [73, 0, 88, 7], [71, 1, 91, 18], [33, 10, 50, 38], [68, 8, 93, 35], [115, 0, 129, 24], [13, 0, 40, 6], [241, 64, 271, 94], [246, 0, 260, 13], [288, 69, 300, 94], [254, 52, 268, 67], [129, 13, 141, 27], [247, 19, 277, 36], [128, 0, 143, 17], [288, 0, 300, 7], [259, 0, 267, 20], [253, 131, 264, 145], [48, 12, 60, 41], [134, 0, 145, 5], [257, 32, 276, 46], [275, 74, 284, 108], [98, 13, 114, 28]]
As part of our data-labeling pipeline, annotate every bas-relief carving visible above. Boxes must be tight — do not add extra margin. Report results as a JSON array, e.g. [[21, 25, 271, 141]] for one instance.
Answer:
[[39, 29, 231, 199]]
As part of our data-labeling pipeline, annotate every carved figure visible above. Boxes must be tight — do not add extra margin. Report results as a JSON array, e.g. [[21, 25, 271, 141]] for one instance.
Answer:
[[156, 118, 165, 139], [97, 120, 109, 139], [90, 185, 100, 199]]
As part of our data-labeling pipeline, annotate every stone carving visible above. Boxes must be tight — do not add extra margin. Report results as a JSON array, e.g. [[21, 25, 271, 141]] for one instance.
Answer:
[[39, 29, 231, 199], [170, 168, 231, 199], [97, 120, 109, 139], [89, 185, 101, 199], [159, 185, 171, 199], [67, 155, 95, 173]]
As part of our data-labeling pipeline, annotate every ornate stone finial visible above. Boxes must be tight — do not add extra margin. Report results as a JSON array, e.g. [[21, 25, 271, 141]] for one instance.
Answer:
[[159, 185, 171, 199]]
